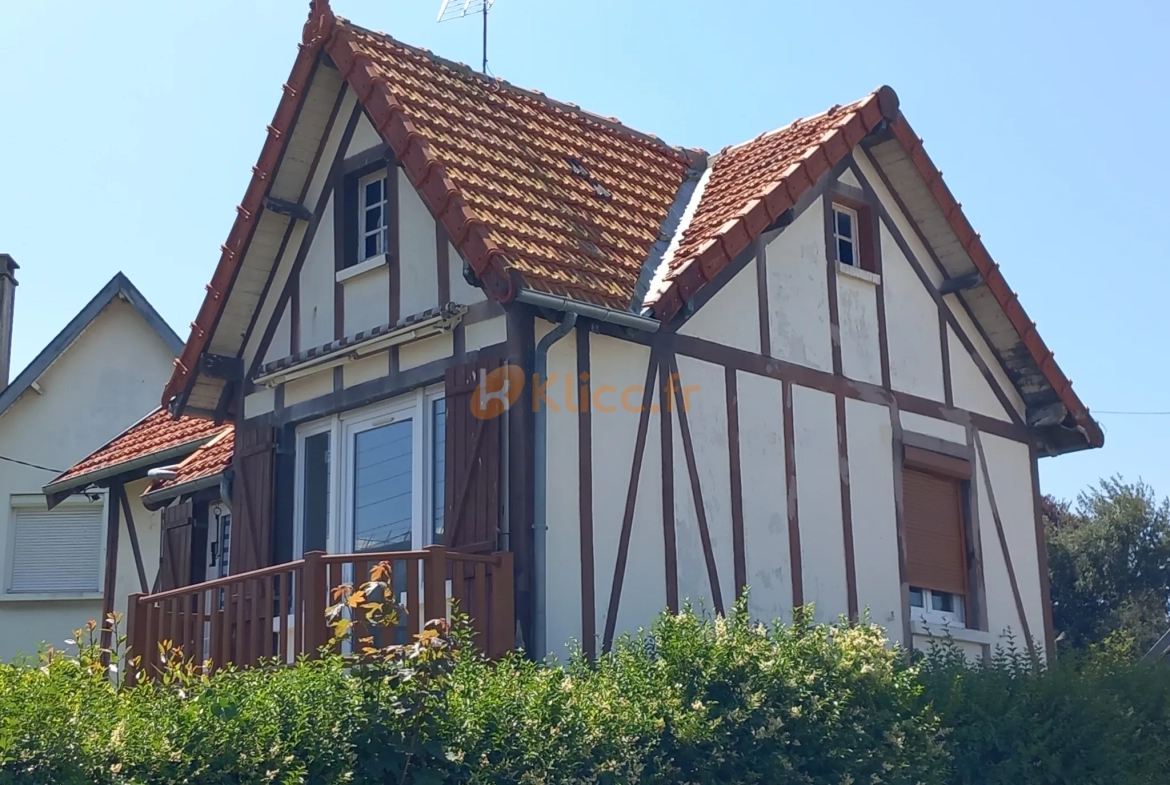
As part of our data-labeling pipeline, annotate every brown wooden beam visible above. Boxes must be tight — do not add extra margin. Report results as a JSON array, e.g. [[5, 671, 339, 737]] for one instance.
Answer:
[[100, 484, 121, 652]]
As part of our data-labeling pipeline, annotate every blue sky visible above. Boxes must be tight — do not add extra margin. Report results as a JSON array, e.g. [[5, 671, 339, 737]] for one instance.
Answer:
[[1, 0, 1166, 503]]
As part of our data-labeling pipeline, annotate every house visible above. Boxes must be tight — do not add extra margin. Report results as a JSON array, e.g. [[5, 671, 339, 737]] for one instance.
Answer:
[[0, 265, 183, 661], [78, 0, 1102, 670]]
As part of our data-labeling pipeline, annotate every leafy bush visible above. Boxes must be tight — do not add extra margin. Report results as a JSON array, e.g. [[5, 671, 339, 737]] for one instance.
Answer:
[[1, 593, 1167, 784]]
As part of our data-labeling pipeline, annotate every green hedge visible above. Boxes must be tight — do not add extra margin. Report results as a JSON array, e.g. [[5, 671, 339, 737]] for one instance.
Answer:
[[2, 607, 1167, 785]]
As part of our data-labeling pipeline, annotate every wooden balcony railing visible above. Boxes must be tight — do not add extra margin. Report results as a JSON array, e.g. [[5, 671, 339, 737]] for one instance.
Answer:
[[123, 546, 514, 681]]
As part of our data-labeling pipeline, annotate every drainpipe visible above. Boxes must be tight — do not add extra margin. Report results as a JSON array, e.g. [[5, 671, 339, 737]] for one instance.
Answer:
[[532, 311, 577, 658]]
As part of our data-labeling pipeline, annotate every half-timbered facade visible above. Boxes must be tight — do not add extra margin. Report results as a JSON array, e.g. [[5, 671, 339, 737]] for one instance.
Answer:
[[113, 0, 1101, 665]]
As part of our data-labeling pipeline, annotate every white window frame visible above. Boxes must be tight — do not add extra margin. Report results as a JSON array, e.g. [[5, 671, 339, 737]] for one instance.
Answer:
[[294, 385, 444, 559], [832, 203, 858, 267], [358, 170, 389, 262], [909, 586, 967, 628], [3, 492, 108, 601]]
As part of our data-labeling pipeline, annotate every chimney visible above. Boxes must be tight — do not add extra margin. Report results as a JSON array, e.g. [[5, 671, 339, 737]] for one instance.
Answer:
[[0, 255, 18, 389]]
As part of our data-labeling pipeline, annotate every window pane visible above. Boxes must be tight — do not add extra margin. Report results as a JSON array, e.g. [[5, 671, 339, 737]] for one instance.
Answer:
[[302, 432, 331, 554], [835, 209, 853, 239], [932, 591, 955, 612], [909, 586, 925, 608], [364, 232, 380, 260], [432, 399, 446, 544], [353, 420, 414, 552], [364, 178, 383, 208], [365, 204, 383, 231], [837, 238, 854, 266]]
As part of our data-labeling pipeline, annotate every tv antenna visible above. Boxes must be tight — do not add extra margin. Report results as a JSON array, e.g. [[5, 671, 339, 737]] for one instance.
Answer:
[[437, 0, 496, 75]]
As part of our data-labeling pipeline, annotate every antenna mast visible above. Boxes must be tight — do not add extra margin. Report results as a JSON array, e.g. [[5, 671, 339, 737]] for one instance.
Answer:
[[437, 0, 497, 75]]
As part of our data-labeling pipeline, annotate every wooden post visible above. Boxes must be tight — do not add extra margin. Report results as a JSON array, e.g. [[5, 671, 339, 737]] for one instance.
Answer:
[[302, 551, 327, 657], [124, 593, 144, 686], [424, 545, 447, 625], [100, 484, 122, 653], [491, 550, 514, 658]]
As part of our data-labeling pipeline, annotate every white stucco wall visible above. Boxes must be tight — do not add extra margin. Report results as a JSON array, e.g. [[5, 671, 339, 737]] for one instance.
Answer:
[[735, 370, 791, 622], [845, 398, 902, 632], [882, 222, 945, 400], [0, 298, 174, 661], [299, 194, 336, 350], [837, 269, 883, 385], [538, 321, 582, 659], [791, 384, 848, 623], [678, 257, 760, 353], [764, 199, 834, 372]]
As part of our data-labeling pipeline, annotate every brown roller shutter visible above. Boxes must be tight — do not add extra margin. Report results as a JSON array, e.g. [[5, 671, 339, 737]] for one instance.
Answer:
[[230, 426, 276, 574], [444, 360, 503, 554], [903, 468, 967, 596], [159, 501, 195, 591]]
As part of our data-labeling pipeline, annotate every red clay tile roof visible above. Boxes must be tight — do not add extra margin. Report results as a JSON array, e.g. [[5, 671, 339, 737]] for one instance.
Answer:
[[645, 91, 895, 318], [162, 0, 1099, 449], [145, 426, 235, 496], [48, 408, 227, 491]]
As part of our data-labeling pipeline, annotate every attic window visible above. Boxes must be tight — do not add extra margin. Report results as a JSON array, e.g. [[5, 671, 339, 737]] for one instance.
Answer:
[[828, 196, 877, 274], [359, 171, 389, 261], [832, 204, 858, 266]]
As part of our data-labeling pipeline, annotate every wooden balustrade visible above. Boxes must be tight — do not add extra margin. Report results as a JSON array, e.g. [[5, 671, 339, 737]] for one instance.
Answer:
[[124, 546, 514, 682]]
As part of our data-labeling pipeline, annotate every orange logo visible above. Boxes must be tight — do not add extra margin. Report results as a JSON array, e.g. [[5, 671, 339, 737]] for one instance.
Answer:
[[470, 364, 525, 419]]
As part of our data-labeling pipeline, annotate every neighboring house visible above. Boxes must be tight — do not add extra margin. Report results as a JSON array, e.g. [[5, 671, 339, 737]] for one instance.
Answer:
[[0, 265, 183, 661], [90, 0, 1103, 669]]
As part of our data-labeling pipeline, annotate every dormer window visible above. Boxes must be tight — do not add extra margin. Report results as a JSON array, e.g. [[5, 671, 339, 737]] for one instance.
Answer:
[[339, 149, 398, 270], [832, 204, 858, 266], [827, 194, 877, 274], [359, 171, 389, 261]]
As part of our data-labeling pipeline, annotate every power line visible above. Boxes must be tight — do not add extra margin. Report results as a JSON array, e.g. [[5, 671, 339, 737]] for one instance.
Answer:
[[0, 454, 62, 473], [1095, 410, 1170, 416]]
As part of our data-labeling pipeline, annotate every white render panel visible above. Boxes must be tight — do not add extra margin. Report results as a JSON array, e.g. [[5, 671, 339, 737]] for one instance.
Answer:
[[837, 168, 862, 189], [836, 270, 883, 385], [590, 337, 665, 643], [948, 300, 1025, 419], [465, 315, 506, 352], [883, 221, 945, 401], [674, 355, 735, 613], [399, 332, 453, 371], [678, 257, 760, 353], [283, 368, 333, 406], [347, 112, 383, 157], [398, 168, 439, 317], [299, 195, 336, 350], [764, 199, 833, 372], [264, 302, 292, 365], [899, 411, 968, 444], [538, 322, 582, 660], [448, 244, 486, 304], [342, 353, 387, 388], [792, 384, 848, 622], [736, 371, 792, 622], [948, 325, 1012, 422], [978, 433, 1044, 655], [241, 219, 306, 367], [845, 398, 902, 635], [342, 265, 390, 336], [244, 388, 276, 418]]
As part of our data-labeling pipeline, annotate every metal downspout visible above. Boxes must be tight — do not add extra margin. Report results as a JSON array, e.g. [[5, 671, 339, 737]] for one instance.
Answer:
[[532, 311, 577, 658]]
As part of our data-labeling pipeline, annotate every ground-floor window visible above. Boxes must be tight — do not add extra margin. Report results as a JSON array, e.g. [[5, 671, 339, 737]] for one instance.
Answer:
[[294, 385, 445, 557]]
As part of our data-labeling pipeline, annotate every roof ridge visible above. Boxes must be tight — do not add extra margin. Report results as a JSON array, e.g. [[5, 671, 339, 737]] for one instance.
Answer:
[[336, 17, 704, 166]]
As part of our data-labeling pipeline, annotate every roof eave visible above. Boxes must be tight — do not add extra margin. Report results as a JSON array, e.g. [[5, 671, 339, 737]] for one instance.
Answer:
[[141, 472, 225, 511], [42, 436, 218, 504]]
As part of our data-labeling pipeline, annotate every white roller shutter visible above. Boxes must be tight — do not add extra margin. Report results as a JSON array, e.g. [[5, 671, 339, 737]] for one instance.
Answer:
[[9, 503, 103, 593]]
